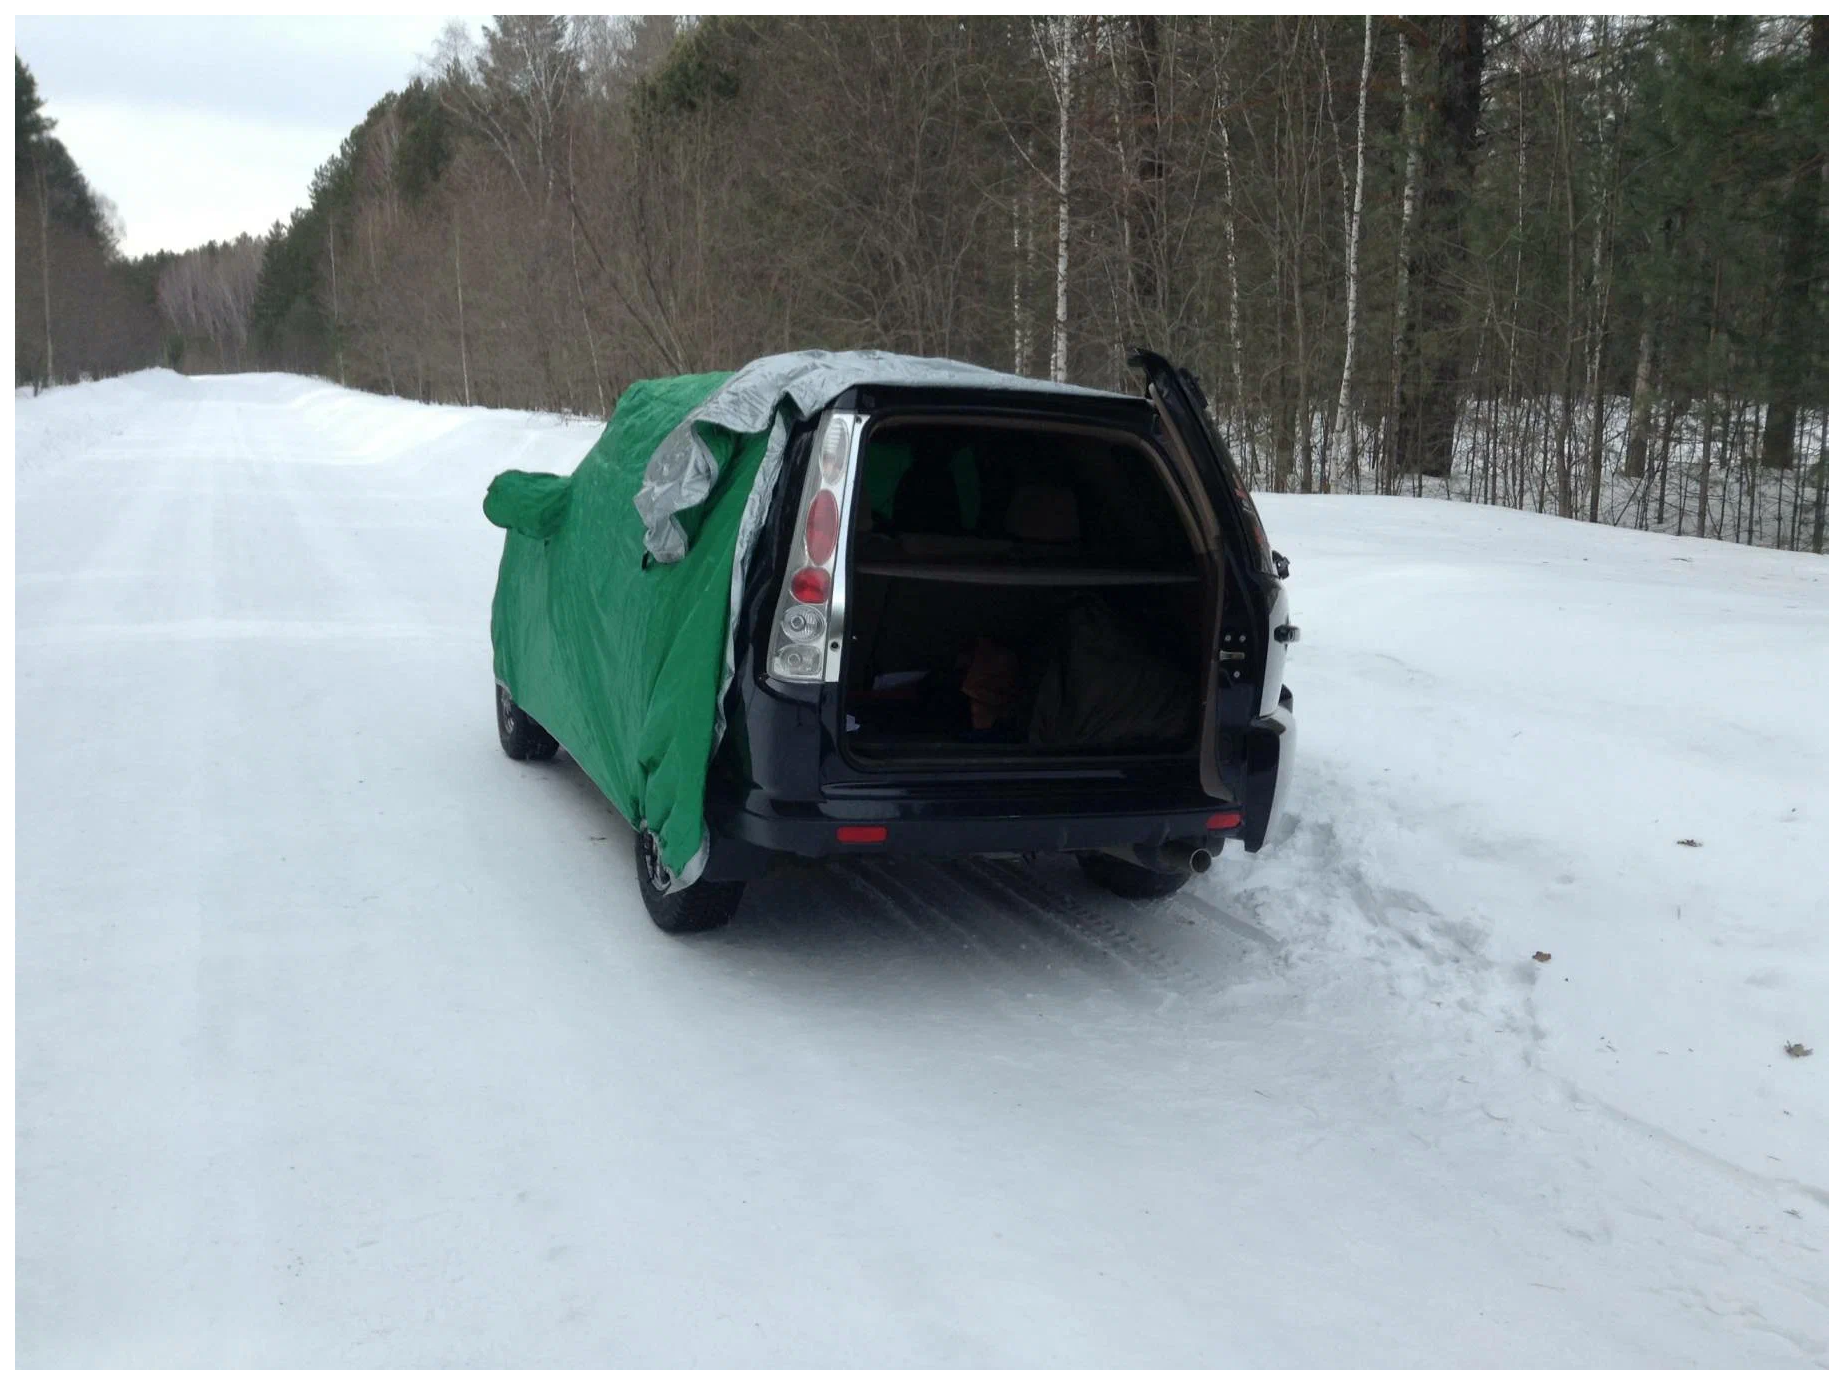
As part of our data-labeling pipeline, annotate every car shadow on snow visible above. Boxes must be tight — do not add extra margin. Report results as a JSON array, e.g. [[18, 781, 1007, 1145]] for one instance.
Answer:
[[710, 852, 1281, 1005], [535, 750, 1281, 1007]]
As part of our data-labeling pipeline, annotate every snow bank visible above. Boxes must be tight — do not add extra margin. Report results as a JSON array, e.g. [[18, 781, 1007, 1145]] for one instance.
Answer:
[[1242, 495, 1827, 1189]]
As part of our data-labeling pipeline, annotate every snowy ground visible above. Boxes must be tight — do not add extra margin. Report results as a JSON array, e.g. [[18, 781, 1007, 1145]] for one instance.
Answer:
[[15, 370, 1828, 1366]]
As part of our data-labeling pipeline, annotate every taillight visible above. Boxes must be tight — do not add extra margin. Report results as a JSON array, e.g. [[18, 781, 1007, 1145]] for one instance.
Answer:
[[769, 411, 860, 684], [780, 603, 826, 642], [789, 566, 830, 605], [1206, 811, 1243, 831], [835, 825, 887, 844], [805, 489, 839, 565]]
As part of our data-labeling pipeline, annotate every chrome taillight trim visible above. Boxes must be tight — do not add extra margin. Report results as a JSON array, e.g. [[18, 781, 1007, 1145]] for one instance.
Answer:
[[821, 413, 866, 684], [766, 410, 865, 685]]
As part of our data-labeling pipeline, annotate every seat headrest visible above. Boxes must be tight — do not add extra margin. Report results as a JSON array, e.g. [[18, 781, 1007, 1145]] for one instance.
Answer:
[[1004, 483, 1080, 544]]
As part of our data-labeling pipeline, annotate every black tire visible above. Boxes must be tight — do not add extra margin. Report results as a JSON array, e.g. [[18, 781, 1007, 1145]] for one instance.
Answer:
[[1076, 850, 1191, 900], [635, 830, 745, 934], [496, 683, 559, 762]]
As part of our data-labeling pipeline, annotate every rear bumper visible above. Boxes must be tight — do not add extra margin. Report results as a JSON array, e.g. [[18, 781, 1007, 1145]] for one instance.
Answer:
[[702, 699, 1294, 881]]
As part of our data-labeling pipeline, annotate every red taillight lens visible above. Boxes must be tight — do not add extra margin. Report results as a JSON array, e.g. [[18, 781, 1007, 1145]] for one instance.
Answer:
[[835, 825, 887, 844], [805, 489, 840, 566], [1206, 811, 1243, 831], [790, 566, 831, 604]]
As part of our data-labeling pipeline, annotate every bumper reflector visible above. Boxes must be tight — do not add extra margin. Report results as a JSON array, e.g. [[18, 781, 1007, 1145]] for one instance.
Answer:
[[835, 825, 888, 844], [1206, 811, 1243, 831]]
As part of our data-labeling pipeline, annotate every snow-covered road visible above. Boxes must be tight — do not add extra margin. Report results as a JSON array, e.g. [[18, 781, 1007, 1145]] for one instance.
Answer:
[[16, 371, 1828, 1366]]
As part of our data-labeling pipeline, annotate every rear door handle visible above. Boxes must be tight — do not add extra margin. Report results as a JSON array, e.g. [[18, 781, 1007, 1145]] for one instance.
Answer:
[[1274, 624, 1302, 645]]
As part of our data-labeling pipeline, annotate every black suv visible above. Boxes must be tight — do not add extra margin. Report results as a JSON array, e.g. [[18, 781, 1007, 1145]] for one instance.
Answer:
[[505, 351, 1295, 933]]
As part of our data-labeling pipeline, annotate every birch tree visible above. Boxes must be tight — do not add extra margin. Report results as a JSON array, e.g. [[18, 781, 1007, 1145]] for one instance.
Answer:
[[1331, 17, 1374, 487], [1386, 33, 1424, 492], [1032, 16, 1075, 382], [1210, 42, 1251, 471]]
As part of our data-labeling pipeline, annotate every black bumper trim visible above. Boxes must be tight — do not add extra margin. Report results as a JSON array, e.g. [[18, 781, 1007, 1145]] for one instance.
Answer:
[[701, 704, 1293, 882]]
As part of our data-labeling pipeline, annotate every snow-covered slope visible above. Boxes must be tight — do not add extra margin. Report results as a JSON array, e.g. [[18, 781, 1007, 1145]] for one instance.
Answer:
[[15, 371, 1828, 1367]]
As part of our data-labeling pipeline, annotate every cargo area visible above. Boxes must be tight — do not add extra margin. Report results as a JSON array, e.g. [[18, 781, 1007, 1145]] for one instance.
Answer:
[[841, 418, 1207, 763]]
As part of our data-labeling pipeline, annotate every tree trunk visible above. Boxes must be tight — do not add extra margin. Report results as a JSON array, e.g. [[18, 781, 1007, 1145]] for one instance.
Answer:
[[1713, 396, 1737, 539], [1215, 69, 1251, 473], [1811, 409, 1828, 553], [1394, 16, 1486, 479], [1583, 16, 1614, 524], [1105, 34, 1137, 348], [1502, 62, 1527, 510], [1587, 361, 1607, 522], [1011, 194, 1025, 374], [1270, 73, 1292, 496], [1694, 265, 1722, 536], [37, 158, 54, 388], [1656, 394, 1680, 530], [1625, 323, 1656, 478], [328, 228, 345, 387], [1386, 33, 1424, 491], [453, 213, 472, 407], [1050, 17, 1073, 383], [1123, 16, 1164, 336], [1023, 215, 1037, 374], [568, 214, 605, 417], [1556, 54, 1578, 522], [1273, 354, 1296, 494], [1761, 16, 1826, 470], [1293, 246, 1312, 492], [1696, 395, 1717, 540], [1332, 16, 1374, 490]]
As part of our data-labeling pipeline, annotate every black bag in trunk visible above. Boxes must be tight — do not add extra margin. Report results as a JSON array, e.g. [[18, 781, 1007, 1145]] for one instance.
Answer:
[[1026, 595, 1192, 750]]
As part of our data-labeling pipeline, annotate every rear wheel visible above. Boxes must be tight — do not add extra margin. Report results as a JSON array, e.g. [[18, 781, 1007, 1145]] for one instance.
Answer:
[[635, 830, 745, 934], [496, 683, 559, 761], [1076, 851, 1191, 900]]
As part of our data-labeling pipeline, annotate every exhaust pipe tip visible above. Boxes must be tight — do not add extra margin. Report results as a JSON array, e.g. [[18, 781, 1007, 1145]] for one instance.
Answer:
[[1097, 839, 1213, 878]]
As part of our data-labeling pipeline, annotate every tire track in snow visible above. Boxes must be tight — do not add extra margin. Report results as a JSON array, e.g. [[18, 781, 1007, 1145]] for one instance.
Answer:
[[810, 862, 956, 955], [847, 860, 1018, 970], [823, 860, 989, 961], [959, 857, 1211, 996], [826, 863, 1026, 1006], [743, 854, 1239, 1009], [896, 858, 1148, 988], [730, 858, 936, 958]]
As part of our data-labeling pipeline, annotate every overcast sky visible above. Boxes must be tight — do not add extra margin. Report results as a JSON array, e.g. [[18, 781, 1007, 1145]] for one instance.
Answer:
[[15, 15, 491, 257]]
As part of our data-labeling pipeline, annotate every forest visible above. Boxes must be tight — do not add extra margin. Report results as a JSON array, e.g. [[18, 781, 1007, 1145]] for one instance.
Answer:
[[14, 16, 1830, 551]]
